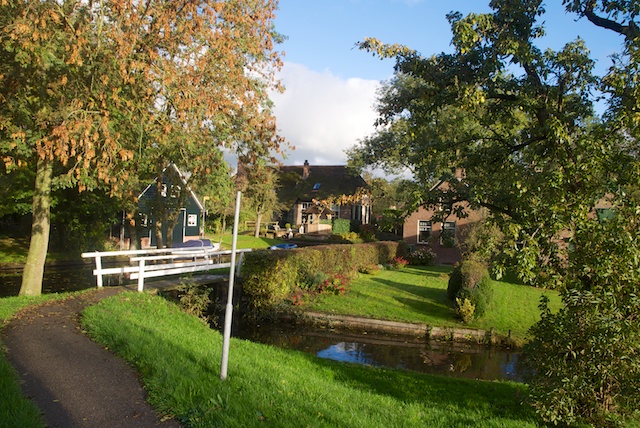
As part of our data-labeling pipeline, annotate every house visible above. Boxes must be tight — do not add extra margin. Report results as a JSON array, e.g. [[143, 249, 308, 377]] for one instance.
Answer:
[[138, 163, 205, 248], [277, 161, 371, 234], [405, 175, 615, 265], [403, 175, 485, 265]]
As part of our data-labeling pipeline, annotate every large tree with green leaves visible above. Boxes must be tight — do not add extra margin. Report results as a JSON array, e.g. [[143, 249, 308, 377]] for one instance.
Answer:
[[350, 0, 640, 424], [0, 0, 285, 295]]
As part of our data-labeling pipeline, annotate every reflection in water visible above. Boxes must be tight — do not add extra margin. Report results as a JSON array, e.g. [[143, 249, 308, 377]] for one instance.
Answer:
[[233, 322, 526, 382], [0, 263, 114, 297]]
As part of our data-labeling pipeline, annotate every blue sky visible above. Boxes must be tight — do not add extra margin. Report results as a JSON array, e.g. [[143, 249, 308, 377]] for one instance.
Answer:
[[270, 0, 624, 168]]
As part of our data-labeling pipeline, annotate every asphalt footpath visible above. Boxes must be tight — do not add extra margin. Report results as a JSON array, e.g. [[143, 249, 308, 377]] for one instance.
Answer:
[[2, 287, 181, 428]]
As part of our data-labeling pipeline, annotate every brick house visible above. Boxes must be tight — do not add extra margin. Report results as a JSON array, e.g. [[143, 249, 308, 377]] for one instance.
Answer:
[[403, 175, 486, 264]]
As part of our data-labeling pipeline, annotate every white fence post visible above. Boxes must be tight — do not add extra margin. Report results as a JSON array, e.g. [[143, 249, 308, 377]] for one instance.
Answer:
[[137, 259, 146, 292], [95, 255, 103, 288]]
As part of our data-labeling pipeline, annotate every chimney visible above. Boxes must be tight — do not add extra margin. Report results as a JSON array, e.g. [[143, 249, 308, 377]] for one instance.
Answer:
[[302, 160, 310, 180]]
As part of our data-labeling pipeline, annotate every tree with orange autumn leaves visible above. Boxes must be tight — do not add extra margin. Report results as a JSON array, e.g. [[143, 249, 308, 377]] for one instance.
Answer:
[[0, 0, 286, 295]]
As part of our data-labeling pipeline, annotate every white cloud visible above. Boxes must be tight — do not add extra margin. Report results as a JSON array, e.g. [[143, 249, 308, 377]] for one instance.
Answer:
[[272, 62, 380, 166]]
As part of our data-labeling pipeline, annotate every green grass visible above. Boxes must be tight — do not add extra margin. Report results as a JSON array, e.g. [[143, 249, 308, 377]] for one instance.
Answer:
[[0, 293, 72, 428], [303, 266, 562, 344], [81, 292, 540, 427], [0, 236, 81, 264], [206, 231, 283, 250]]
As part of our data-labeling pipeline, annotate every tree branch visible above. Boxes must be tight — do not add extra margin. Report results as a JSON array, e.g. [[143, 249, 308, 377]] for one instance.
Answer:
[[583, 7, 640, 41]]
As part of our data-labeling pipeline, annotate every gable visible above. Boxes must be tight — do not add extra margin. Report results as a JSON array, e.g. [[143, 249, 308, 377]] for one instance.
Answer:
[[138, 163, 204, 213]]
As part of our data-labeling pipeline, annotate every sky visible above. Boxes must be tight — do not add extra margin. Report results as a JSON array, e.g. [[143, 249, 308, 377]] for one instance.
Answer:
[[269, 0, 624, 170]]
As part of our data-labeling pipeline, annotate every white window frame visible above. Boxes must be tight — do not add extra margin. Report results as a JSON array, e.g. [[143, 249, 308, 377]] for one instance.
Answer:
[[417, 220, 432, 244]]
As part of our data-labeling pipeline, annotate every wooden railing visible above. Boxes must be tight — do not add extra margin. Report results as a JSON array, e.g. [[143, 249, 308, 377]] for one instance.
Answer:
[[81, 247, 251, 292]]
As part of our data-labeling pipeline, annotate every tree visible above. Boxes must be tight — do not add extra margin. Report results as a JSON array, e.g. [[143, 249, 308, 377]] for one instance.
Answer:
[[350, 0, 640, 424], [0, 0, 285, 294], [239, 159, 281, 238], [365, 176, 410, 235]]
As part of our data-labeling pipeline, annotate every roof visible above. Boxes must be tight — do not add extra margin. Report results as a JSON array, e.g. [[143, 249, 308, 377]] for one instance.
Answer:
[[277, 164, 368, 206], [138, 163, 204, 211]]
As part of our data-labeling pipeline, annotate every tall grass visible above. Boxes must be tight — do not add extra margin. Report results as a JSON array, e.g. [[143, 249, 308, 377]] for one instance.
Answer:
[[304, 266, 561, 343], [81, 292, 540, 427]]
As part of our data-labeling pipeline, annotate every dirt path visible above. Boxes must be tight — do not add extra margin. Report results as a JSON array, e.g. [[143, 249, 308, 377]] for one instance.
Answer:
[[2, 288, 181, 428]]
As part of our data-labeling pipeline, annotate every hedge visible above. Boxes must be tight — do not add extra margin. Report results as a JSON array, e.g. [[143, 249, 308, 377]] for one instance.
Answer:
[[241, 241, 407, 310]]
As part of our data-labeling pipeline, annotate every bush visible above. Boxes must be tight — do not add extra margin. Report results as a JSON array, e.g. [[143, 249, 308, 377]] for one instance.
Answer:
[[390, 256, 409, 269], [447, 260, 493, 319], [407, 247, 437, 266], [447, 259, 489, 300], [525, 202, 640, 427], [455, 297, 475, 324], [332, 218, 351, 234], [174, 282, 214, 325], [242, 241, 406, 311], [317, 273, 351, 295], [330, 231, 363, 243], [457, 277, 493, 318]]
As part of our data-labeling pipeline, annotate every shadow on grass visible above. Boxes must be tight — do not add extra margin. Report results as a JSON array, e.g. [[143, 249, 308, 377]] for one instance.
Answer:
[[84, 293, 538, 427], [313, 355, 536, 425], [399, 265, 453, 278]]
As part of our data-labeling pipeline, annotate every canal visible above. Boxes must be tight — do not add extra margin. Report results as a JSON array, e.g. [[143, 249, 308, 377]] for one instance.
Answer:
[[0, 267, 526, 381]]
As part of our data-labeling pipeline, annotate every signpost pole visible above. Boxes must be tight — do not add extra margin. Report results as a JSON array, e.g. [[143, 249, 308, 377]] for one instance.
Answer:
[[220, 191, 241, 380]]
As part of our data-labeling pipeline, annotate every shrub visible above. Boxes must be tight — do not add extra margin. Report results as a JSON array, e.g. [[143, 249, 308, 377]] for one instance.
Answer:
[[407, 247, 437, 266], [175, 282, 213, 325], [358, 264, 381, 275], [390, 256, 409, 269], [332, 218, 351, 234], [457, 277, 493, 318], [455, 297, 475, 323], [331, 231, 362, 243], [317, 273, 351, 295], [526, 202, 640, 427], [447, 259, 493, 319], [242, 241, 405, 311], [447, 259, 489, 300]]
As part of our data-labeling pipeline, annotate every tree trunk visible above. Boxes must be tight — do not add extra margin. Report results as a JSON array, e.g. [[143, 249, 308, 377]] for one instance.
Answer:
[[126, 211, 138, 250], [254, 211, 262, 238], [20, 157, 53, 296], [154, 220, 164, 249], [166, 221, 174, 248]]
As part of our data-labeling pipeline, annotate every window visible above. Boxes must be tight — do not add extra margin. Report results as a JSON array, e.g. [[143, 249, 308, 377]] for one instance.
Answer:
[[139, 213, 148, 228], [187, 214, 198, 227], [312, 182, 321, 191], [441, 221, 456, 247], [417, 220, 431, 244], [170, 185, 181, 198]]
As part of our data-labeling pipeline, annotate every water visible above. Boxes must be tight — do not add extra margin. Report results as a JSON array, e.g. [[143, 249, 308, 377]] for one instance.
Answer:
[[0, 263, 109, 297], [233, 321, 525, 382], [0, 268, 525, 382]]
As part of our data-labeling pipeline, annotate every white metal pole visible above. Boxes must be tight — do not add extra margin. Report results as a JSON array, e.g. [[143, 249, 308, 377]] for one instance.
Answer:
[[220, 191, 241, 380]]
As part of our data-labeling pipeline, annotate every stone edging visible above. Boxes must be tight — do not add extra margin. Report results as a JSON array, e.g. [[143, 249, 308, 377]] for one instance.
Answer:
[[302, 311, 516, 347]]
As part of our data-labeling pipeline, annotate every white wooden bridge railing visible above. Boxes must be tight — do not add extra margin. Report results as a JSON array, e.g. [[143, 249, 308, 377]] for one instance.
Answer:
[[81, 247, 252, 292]]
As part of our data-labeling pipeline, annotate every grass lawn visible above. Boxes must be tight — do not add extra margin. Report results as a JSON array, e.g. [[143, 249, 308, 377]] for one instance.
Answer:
[[0, 293, 73, 428], [303, 266, 562, 344], [81, 292, 540, 427], [0, 236, 72, 264], [206, 231, 283, 250]]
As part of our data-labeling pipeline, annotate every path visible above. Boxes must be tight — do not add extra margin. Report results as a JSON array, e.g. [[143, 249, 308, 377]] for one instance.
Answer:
[[2, 287, 181, 428]]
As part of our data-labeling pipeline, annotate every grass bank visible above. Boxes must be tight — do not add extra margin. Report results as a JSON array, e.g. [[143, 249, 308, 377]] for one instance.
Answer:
[[81, 291, 540, 427], [302, 266, 562, 344], [0, 293, 72, 428]]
